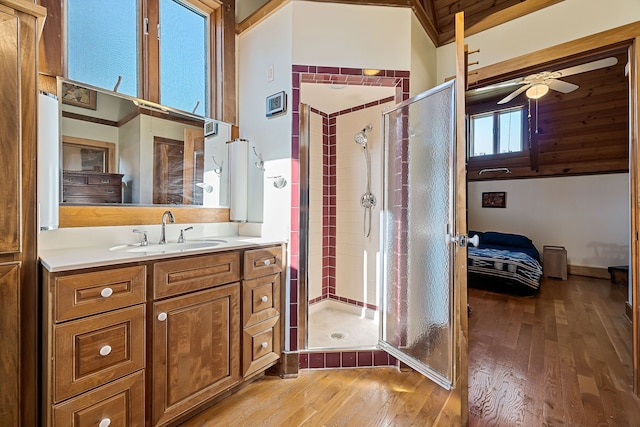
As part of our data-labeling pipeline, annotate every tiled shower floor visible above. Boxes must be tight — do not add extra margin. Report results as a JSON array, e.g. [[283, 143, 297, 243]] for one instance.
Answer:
[[308, 301, 378, 349]]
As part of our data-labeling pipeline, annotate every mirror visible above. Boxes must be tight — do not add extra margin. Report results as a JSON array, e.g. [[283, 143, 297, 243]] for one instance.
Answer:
[[59, 79, 230, 208]]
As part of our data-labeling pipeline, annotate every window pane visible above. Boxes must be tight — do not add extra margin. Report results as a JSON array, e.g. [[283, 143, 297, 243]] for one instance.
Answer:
[[160, 0, 208, 115], [498, 110, 523, 153], [67, 0, 138, 97], [471, 115, 493, 156]]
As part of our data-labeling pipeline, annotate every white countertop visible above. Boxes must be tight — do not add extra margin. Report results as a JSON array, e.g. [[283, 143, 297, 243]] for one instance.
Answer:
[[40, 235, 285, 272]]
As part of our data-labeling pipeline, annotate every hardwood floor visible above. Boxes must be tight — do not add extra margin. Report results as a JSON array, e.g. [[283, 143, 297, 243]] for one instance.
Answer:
[[182, 275, 639, 426], [469, 275, 640, 426]]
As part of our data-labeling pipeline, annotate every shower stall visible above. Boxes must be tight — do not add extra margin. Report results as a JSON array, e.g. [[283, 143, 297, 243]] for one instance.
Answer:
[[299, 84, 396, 349]]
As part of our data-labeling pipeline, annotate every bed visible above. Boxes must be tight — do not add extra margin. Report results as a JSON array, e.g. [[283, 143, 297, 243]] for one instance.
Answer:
[[467, 231, 543, 296]]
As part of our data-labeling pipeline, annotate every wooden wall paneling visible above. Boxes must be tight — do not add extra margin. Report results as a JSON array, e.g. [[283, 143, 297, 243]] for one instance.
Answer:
[[0, 263, 20, 424], [632, 37, 640, 397], [0, 10, 21, 254], [18, 5, 44, 426], [37, 0, 62, 76]]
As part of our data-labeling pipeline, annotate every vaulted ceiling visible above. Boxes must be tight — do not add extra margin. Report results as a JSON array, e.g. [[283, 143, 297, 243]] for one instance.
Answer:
[[236, 0, 564, 47]]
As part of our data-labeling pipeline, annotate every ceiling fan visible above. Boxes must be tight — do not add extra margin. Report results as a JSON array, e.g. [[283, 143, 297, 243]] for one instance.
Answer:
[[486, 57, 618, 104]]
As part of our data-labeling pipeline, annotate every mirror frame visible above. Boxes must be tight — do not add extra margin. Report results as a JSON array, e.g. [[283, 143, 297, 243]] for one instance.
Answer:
[[56, 78, 233, 227]]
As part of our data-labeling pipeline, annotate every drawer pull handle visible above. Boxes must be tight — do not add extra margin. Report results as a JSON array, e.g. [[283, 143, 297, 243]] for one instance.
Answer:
[[99, 345, 112, 357], [100, 179, 110, 184], [261, 295, 268, 303], [263, 259, 271, 266], [261, 342, 269, 349], [158, 312, 168, 321], [99, 418, 111, 427], [100, 287, 113, 298]]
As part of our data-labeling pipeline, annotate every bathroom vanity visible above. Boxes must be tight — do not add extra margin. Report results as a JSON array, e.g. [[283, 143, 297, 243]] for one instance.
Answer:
[[40, 239, 285, 427]]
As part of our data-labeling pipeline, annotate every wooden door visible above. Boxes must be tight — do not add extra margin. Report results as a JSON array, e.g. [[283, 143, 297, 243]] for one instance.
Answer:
[[152, 283, 241, 426], [153, 137, 184, 204], [183, 127, 205, 205]]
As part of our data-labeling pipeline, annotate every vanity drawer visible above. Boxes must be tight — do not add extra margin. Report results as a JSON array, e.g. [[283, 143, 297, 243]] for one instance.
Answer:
[[54, 265, 146, 322], [242, 315, 280, 377], [86, 175, 122, 186], [53, 371, 144, 427], [154, 251, 240, 299], [53, 305, 145, 403], [243, 273, 280, 328], [244, 246, 283, 280], [63, 185, 121, 197]]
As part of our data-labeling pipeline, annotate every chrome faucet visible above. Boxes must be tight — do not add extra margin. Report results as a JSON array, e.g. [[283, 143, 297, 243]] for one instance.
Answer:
[[159, 210, 175, 244]]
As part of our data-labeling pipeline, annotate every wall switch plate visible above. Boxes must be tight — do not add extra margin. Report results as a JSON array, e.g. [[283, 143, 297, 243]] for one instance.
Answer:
[[267, 65, 274, 82]]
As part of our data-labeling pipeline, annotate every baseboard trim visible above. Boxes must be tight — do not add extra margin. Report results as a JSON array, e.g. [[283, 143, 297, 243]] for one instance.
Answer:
[[567, 265, 610, 280], [273, 351, 299, 378], [625, 302, 633, 322]]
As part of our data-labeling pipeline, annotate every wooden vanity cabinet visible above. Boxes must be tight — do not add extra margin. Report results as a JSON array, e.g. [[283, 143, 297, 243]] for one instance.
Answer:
[[242, 246, 284, 377], [42, 244, 285, 426], [150, 252, 241, 426], [42, 265, 147, 427]]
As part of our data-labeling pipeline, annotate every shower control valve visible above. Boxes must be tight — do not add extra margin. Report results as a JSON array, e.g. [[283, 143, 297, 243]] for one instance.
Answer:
[[360, 192, 376, 209]]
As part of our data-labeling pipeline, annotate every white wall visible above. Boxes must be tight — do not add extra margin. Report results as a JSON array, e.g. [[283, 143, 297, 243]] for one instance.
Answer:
[[335, 104, 391, 306], [437, 0, 640, 82], [468, 174, 629, 269], [292, 2, 412, 70], [410, 12, 438, 96], [238, 2, 293, 238]]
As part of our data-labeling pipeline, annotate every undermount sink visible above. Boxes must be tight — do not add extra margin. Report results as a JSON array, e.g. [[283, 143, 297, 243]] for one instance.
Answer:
[[111, 240, 226, 254]]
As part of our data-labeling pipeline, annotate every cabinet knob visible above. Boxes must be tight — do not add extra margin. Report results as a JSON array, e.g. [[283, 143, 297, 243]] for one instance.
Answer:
[[263, 259, 271, 266], [261, 342, 269, 349], [99, 345, 112, 357], [100, 287, 113, 298], [99, 418, 111, 427], [261, 295, 268, 303], [158, 312, 168, 321]]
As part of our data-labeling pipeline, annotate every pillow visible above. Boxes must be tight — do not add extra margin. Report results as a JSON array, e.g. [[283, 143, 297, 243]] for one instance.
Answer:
[[482, 231, 535, 249]]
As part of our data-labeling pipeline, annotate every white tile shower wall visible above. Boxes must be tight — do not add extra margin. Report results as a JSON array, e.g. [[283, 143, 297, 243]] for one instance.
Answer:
[[335, 103, 393, 307], [309, 112, 324, 300]]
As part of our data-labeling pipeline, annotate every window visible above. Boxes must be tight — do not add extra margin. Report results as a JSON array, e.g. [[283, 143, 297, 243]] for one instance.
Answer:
[[67, 0, 138, 97], [160, 0, 208, 115], [67, 0, 213, 116], [469, 107, 526, 157]]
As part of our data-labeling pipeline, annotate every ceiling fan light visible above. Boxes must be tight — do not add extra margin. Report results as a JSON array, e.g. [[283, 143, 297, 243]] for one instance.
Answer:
[[526, 84, 549, 99]]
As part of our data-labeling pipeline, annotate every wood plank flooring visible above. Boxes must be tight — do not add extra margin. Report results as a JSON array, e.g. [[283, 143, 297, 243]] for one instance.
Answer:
[[182, 275, 639, 426], [469, 275, 640, 426]]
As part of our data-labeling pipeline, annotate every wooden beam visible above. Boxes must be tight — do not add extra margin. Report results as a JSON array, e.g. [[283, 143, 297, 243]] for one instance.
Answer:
[[472, 21, 640, 85], [411, 0, 440, 47], [439, 0, 564, 45]]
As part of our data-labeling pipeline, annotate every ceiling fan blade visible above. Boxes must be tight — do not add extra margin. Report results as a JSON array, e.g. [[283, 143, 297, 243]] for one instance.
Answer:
[[468, 79, 523, 94], [497, 84, 531, 104], [546, 79, 579, 93], [554, 57, 618, 78]]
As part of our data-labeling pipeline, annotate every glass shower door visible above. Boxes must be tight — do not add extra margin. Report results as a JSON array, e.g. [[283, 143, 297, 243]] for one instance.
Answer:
[[379, 80, 458, 389]]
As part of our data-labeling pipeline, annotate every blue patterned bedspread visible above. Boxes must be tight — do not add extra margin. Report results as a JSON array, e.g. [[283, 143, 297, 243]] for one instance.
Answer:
[[468, 247, 543, 292]]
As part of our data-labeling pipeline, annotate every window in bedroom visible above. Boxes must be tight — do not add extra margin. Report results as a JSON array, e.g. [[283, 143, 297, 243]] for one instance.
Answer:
[[469, 107, 526, 157], [66, 0, 215, 116]]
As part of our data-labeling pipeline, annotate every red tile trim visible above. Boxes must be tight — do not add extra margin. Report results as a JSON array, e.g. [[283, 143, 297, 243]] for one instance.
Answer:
[[298, 350, 397, 369]]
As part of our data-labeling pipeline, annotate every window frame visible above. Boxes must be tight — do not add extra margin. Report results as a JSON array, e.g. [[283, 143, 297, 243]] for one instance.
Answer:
[[468, 105, 528, 158], [65, 0, 222, 118]]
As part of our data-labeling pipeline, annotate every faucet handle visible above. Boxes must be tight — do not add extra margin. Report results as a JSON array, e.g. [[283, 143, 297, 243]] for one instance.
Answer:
[[177, 227, 194, 243], [132, 229, 149, 246]]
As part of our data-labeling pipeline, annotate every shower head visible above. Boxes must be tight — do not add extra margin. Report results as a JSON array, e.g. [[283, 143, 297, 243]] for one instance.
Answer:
[[354, 125, 373, 146], [354, 131, 368, 146]]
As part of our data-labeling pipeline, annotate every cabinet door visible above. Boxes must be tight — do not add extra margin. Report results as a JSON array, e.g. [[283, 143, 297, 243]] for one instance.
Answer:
[[152, 283, 241, 426], [0, 10, 20, 254]]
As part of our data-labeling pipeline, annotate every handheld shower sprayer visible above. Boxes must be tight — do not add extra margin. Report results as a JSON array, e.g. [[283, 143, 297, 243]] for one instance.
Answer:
[[353, 125, 376, 237]]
